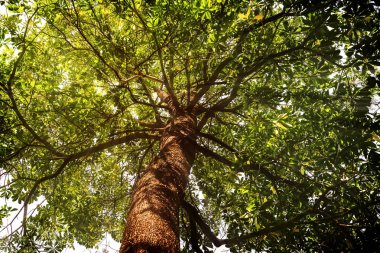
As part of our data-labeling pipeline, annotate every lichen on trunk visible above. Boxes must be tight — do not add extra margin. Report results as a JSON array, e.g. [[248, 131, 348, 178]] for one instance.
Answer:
[[119, 114, 197, 253]]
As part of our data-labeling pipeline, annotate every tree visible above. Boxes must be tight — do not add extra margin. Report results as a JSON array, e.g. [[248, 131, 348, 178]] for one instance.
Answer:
[[0, 0, 379, 252]]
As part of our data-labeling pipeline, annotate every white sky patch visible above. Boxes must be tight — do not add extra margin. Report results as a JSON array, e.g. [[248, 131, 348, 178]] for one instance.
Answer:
[[95, 83, 107, 96], [0, 195, 46, 238], [238, 119, 246, 126], [328, 72, 338, 79], [110, 104, 118, 114], [58, 72, 70, 89], [276, 99, 292, 110], [237, 172, 246, 181], [130, 109, 139, 119], [152, 92, 158, 100], [0, 5, 6, 15], [328, 87, 335, 95], [62, 233, 120, 253], [369, 94, 380, 115]]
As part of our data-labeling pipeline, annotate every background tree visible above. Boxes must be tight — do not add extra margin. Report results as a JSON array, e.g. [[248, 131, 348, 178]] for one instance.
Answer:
[[0, 0, 379, 252]]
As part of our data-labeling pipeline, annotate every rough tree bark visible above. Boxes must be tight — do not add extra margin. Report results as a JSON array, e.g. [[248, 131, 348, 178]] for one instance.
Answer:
[[119, 113, 197, 253]]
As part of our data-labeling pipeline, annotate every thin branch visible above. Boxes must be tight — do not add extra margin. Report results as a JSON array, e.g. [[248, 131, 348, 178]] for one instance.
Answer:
[[140, 73, 164, 84], [197, 44, 309, 129], [121, 75, 140, 84], [301, 47, 358, 68], [220, 209, 319, 245], [220, 190, 376, 246], [188, 55, 234, 110], [152, 31, 180, 110], [68, 0, 124, 81], [139, 78, 163, 123], [194, 142, 303, 187], [195, 80, 227, 89], [22, 158, 71, 234], [188, 10, 295, 110], [119, 80, 169, 110], [202, 49, 213, 87], [129, 1, 180, 111], [185, 58, 192, 106], [0, 143, 30, 163], [189, 2, 337, 112], [196, 78, 242, 129], [6, 6, 40, 89], [132, 26, 173, 71], [6, 55, 67, 158], [45, 21, 91, 51], [118, 74, 167, 112]]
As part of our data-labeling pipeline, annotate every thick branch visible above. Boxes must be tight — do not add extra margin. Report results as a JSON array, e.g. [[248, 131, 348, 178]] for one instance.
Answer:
[[21, 132, 158, 232], [194, 142, 233, 166], [182, 200, 222, 247], [182, 194, 366, 248], [198, 132, 237, 153], [181, 201, 315, 248], [183, 202, 204, 253], [70, 132, 159, 160]]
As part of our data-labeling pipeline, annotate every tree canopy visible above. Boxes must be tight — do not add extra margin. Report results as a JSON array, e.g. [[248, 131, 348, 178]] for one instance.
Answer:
[[0, 0, 379, 252]]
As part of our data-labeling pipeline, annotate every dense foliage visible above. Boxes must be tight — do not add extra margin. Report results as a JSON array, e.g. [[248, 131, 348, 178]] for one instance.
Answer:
[[1, 0, 379, 252]]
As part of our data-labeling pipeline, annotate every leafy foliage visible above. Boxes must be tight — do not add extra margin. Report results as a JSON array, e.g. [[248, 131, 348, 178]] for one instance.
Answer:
[[1, 0, 379, 252]]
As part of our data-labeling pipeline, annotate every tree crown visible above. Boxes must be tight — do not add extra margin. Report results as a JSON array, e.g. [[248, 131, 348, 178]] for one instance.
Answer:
[[0, 0, 379, 252]]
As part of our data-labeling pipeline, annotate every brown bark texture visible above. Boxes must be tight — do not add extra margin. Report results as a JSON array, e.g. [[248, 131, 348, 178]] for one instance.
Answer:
[[119, 114, 197, 253]]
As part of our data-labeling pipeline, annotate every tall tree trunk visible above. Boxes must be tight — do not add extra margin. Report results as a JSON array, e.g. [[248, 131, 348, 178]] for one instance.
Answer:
[[119, 114, 197, 253]]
